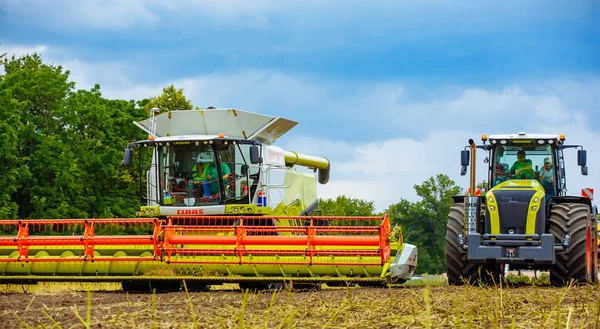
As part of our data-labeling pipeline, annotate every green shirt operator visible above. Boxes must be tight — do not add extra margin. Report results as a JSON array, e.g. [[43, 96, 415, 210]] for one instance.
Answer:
[[192, 152, 231, 195], [509, 150, 533, 179]]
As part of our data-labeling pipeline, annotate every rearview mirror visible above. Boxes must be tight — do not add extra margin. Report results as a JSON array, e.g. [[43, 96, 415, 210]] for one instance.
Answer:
[[250, 145, 261, 164], [581, 166, 588, 176], [577, 150, 587, 166], [121, 147, 133, 166], [461, 150, 470, 167]]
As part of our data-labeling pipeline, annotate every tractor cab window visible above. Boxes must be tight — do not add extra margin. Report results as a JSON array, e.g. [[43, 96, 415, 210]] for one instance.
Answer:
[[492, 142, 554, 188], [158, 143, 223, 206]]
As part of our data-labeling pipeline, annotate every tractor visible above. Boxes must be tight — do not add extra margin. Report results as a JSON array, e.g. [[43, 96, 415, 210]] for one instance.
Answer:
[[446, 132, 597, 286]]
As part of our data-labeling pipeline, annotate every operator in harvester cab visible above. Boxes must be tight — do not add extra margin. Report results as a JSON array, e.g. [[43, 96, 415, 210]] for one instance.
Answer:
[[192, 152, 231, 197], [510, 150, 534, 179]]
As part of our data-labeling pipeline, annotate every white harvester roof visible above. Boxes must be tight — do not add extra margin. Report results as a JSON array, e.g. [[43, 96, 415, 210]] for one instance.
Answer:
[[488, 132, 561, 140], [135, 108, 297, 145]]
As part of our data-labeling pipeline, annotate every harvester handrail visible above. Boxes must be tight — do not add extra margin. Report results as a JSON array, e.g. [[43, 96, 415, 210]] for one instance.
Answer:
[[166, 215, 385, 222], [0, 218, 156, 225]]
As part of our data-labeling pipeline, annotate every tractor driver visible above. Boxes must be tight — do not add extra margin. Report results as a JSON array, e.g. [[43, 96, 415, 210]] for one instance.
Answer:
[[192, 152, 231, 197], [509, 150, 533, 179]]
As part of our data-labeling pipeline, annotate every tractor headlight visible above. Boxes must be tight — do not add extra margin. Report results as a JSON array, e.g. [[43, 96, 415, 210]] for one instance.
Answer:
[[531, 206, 537, 211], [490, 206, 496, 211], [534, 198, 539, 203]]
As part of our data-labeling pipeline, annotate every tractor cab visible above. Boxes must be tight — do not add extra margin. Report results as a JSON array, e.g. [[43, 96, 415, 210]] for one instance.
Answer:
[[490, 137, 558, 205]]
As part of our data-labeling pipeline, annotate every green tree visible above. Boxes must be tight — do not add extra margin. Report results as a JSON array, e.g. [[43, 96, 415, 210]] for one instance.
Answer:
[[144, 84, 194, 113], [1, 53, 77, 218], [0, 53, 147, 219], [0, 88, 26, 218], [387, 174, 462, 274], [316, 195, 376, 216], [62, 85, 146, 218]]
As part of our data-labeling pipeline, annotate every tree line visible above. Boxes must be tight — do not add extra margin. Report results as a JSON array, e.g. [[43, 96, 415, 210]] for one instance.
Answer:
[[318, 175, 462, 274]]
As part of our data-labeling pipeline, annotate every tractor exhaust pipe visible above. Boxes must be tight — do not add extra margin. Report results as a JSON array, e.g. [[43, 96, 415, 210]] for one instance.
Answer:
[[464, 138, 479, 236], [468, 139, 476, 197]]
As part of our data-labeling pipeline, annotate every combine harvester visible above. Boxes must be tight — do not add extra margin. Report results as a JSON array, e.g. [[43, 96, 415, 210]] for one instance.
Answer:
[[0, 108, 417, 291]]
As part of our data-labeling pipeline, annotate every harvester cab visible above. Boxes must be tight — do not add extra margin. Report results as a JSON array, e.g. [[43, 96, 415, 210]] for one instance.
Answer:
[[0, 108, 417, 291], [122, 108, 333, 218], [447, 133, 597, 286]]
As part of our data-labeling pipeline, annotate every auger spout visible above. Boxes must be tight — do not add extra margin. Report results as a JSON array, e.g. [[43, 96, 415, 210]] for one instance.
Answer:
[[283, 151, 330, 184]]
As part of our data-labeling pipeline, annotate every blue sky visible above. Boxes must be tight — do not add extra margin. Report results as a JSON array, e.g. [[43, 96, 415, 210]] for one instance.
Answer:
[[1, 1, 599, 210]]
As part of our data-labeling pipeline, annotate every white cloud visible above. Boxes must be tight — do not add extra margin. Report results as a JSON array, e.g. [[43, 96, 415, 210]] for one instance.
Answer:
[[41, 59, 596, 213], [3, 47, 596, 212], [4, 1, 593, 34], [0, 44, 48, 58], [4, 0, 159, 30], [278, 82, 600, 212]]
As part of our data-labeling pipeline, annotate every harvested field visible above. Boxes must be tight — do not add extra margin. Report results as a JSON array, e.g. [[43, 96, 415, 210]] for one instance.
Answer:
[[1, 281, 600, 328]]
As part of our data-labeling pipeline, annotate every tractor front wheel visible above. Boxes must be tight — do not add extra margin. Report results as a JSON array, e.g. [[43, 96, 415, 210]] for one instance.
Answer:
[[446, 203, 503, 285]]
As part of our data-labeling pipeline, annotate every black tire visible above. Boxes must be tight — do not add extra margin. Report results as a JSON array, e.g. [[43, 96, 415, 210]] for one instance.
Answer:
[[183, 281, 211, 292], [549, 203, 594, 286], [446, 203, 503, 285], [324, 281, 354, 287], [238, 282, 283, 292], [121, 280, 180, 293]]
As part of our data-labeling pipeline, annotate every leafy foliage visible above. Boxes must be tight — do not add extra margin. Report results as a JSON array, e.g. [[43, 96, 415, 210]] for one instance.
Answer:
[[315, 195, 376, 216], [143, 84, 194, 114], [0, 53, 147, 219], [387, 174, 463, 274]]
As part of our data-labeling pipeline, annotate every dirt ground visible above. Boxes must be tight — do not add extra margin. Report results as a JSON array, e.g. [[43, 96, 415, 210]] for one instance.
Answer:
[[1, 282, 600, 329]]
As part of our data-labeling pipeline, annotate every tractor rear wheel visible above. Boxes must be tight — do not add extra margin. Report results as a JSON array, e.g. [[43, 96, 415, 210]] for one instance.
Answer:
[[549, 203, 595, 286], [446, 203, 503, 285]]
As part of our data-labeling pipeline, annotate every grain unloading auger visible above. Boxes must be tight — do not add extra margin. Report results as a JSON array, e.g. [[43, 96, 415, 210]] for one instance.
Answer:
[[0, 108, 417, 291]]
